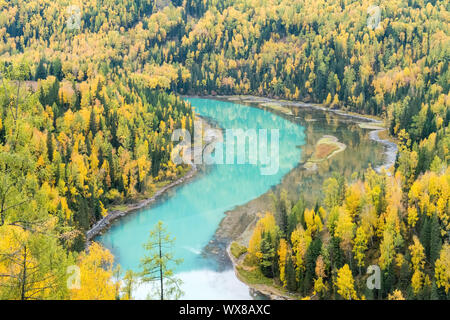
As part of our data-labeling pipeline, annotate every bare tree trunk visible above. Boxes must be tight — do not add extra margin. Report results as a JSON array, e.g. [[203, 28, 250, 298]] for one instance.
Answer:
[[21, 245, 27, 300]]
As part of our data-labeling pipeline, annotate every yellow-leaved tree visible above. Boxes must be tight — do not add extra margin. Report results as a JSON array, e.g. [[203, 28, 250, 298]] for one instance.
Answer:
[[70, 242, 116, 300], [248, 212, 278, 259], [335, 208, 355, 262], [335, 264, 358, 300], [291, 225, 312, 276], [409, 236, 426, 294], [434, 243, 450, 294], [388, 289, 405, 300], [353, 225, 368, 271], [278, 239, 289, 287]]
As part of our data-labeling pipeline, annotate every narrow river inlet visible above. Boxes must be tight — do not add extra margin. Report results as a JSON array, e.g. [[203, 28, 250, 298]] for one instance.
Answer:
[[98, 97, 388, 299]]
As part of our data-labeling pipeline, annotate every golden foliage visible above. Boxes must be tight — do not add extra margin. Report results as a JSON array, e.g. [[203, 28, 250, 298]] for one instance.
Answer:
[[70, 242, 115, 300], [435, 243, 450, 293], [335, 264, 358, 300]]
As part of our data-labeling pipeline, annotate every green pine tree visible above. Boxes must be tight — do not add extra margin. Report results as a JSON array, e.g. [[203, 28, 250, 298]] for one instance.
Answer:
[[285, 256, 297, 292], [429, 214, 442, 266], [260, 231, 275, 278], [139, 221, 183, 300]]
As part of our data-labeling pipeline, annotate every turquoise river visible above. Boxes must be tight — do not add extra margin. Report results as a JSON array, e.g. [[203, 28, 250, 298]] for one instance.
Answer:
[[99, 98, 308, 299]]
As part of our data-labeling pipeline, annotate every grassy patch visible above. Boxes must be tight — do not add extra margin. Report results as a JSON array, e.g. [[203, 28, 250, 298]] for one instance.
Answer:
[[242, 253, 259, 267], [309, 135, 346, 162], [108, 204, 129, 212], [377, 129, 391, 141], [230, 242, 247, 259], [261, 102, 293, 115], [176, 165, 190, 177], [312, 143, 339, 160], [358, 122, 385, 130], [154, 180, 171, 189], [236, 266, 273, 286]]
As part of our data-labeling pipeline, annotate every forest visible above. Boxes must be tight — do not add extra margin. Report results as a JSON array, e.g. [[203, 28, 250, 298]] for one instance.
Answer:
[[0, 0, 448, 299]]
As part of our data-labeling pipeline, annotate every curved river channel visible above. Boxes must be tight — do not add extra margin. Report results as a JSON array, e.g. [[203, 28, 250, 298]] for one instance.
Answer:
[[98, 97, 389, 299], [99, 98, 306, 299]]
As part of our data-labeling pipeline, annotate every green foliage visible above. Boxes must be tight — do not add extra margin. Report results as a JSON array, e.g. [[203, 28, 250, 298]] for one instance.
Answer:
[[230, 241, 247, 259], [285, 256, 297, 292], [430, 214, 442, 266], [236, 266, 273, 286], [139, 221, 183, 300], [259, 232, 275, 278]]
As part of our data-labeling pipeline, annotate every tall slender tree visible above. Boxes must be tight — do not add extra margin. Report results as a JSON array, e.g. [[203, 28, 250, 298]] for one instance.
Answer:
[[139, 221, 183, 300]]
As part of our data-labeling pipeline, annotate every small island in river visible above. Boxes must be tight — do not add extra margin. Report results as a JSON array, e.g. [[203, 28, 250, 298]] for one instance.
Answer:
[[303, 135, 347, 171]]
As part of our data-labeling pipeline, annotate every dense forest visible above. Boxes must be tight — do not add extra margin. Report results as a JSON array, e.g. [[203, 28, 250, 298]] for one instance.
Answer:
[[0, 0, 448, 299]]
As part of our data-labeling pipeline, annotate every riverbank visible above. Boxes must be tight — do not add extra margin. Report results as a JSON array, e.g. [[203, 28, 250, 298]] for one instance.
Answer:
[[190, 94, 397, 173], [224, 95, 398, 173], [189, 94, 383, 121], [226, 243, 298, 300], [86, 116, 218, 243]]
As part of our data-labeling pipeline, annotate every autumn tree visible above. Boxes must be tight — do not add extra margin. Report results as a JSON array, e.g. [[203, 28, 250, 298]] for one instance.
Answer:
[[0, 225, 70, 300], [434, 244, 450, 295], [70, 242, 116, 300], [122, 270, 137, 300], [335, 264, 358, 300], [409, 236, 426, 295]]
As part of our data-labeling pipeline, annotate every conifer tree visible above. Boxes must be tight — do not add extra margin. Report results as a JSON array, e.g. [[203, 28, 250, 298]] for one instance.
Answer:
[[139, 221, 183, 300]]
